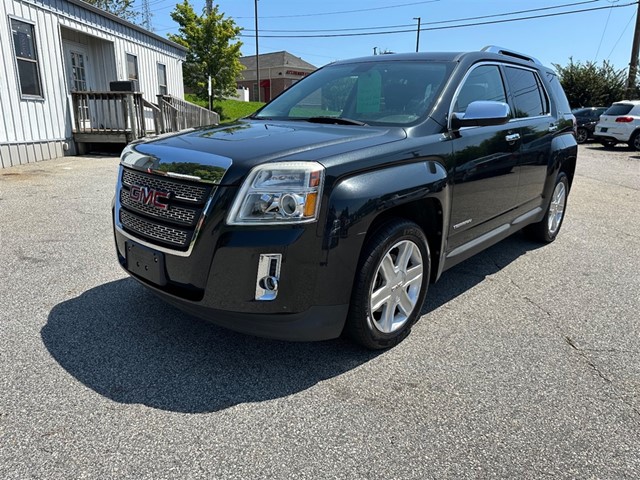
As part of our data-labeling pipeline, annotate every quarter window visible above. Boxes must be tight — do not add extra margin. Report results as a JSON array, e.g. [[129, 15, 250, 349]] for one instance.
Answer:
[[505, 67, 549, 118], [454, 65, 507, 114], [10, 18, 43, 97]]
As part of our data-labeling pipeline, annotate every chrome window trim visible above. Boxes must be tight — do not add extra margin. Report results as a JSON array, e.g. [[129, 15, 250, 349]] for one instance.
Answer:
[[448, 61, 552, 130]]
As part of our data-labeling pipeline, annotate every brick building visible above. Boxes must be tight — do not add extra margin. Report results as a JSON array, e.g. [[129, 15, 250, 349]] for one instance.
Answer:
[[238, 51, 317, 102]]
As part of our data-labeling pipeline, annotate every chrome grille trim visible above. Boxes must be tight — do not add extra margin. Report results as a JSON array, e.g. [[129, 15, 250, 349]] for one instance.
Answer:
[[120, 190, 197, 226], [122, 169, 208, 203], [120, 210, 190, 247], [116, 166, 219, 254]]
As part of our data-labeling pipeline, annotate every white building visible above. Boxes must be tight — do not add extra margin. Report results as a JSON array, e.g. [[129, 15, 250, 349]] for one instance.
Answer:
[[0, 0, 190, 168]]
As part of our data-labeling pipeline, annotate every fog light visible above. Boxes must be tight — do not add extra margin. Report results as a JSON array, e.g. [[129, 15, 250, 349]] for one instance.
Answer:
[[255, 254, 282, 301]]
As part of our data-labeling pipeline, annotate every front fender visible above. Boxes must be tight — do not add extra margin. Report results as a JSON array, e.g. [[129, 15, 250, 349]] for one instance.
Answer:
[[313, 161, 449, 306]]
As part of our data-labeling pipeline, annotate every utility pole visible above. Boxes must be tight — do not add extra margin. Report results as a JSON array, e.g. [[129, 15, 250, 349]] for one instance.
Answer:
[[413, 17, 421, 52], [206, 0, 212, 110], [142, 0, 152, 31], [627, 1, 640, 97], [255, 0, 261, 102]]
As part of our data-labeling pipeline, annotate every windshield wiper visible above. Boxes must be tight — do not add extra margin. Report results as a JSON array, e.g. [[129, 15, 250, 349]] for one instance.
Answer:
[[306, 116, 367, 126]]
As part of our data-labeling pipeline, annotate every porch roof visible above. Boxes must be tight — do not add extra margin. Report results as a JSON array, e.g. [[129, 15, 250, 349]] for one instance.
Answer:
[[64, 0, 187, 52]]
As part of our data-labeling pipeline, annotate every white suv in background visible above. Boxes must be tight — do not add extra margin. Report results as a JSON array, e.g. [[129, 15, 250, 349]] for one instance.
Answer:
[[594, 100, 640, 150]]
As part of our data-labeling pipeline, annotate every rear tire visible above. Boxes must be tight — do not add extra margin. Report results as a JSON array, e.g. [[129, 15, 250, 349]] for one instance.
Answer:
[[346, 219, 430, 350], [576, 128, 588, 144], [524, 172, 569, 243], [629, 131, 640, 151]]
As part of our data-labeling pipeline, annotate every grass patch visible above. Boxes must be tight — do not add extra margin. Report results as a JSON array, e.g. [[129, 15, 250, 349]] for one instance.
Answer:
[[185, 95, 264, 123]]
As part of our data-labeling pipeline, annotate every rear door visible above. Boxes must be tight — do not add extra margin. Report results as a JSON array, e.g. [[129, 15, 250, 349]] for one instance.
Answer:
[[502, 65, 554, 207]]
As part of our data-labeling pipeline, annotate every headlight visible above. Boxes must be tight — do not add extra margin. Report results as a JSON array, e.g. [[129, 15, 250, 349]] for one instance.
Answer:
[[227, 162, 325, 225]]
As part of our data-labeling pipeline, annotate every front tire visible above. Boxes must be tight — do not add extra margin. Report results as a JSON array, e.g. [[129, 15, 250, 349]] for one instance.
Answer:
[[524, 172, 569, 243], [346, 220, 430, 350]]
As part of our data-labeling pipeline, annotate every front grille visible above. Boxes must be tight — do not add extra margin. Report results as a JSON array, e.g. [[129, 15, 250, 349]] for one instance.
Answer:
[[122, 169, 208, 203], [120, 190, 197, 226], [120, 211, 190, 247], [118, 167, 215, 250]]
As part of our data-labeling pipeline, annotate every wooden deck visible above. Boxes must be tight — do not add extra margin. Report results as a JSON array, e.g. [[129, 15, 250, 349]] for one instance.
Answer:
[[71, 92, 219, 151]]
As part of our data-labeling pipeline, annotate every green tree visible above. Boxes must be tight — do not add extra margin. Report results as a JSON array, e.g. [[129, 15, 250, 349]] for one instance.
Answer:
[[83, 0, 139, 23], [553, 58, 629, 108], [169, 1, 243, 101]]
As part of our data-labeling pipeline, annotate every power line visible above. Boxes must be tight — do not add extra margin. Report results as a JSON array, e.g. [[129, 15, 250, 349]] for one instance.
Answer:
[[237, 1, 638, 38], [607, 11, 637, 60], [240, 0, 600, 34], [594, 0, 618, 61], [233, 0, 441, 19]]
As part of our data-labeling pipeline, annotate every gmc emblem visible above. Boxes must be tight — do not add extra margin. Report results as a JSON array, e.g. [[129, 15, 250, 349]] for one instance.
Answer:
[[129, 184, 170, 211]]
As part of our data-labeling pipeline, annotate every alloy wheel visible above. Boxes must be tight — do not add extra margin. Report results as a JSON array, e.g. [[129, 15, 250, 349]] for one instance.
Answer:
[[548, 181, 567, 236], [369, 239, 424, 334]]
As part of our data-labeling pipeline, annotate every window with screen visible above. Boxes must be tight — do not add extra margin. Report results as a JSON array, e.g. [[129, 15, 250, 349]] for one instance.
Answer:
[[157, 63, 167, 95], [10, 18, 43, 97], [126, 53, 139, 81]]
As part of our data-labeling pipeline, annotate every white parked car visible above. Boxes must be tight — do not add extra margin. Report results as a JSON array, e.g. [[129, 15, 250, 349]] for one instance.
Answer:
[[594, 100, 640, 149]]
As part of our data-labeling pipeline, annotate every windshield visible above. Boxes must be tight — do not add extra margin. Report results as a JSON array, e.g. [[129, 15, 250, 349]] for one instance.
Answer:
[[253, 60, 454, 126]]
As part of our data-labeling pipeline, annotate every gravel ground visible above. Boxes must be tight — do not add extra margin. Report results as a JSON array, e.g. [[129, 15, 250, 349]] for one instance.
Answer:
[[0, 144, 639, 479]]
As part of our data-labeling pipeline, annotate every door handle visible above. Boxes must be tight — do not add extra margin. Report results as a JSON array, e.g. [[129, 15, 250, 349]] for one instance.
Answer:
[[505, 133, 520, 142], [549, 124, 559, 132]]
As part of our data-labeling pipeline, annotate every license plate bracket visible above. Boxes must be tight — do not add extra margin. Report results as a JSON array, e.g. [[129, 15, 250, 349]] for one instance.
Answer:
[[125, 241, 167, 286]]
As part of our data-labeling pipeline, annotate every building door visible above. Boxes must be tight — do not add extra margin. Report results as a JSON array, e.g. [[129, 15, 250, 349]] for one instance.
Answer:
[[63, 43, 94, 129]]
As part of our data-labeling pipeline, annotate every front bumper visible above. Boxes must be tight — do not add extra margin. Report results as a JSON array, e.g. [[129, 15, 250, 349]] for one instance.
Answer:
[[114, 213, 350, 342]]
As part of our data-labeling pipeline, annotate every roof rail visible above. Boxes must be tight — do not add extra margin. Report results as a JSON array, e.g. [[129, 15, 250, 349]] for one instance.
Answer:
[[481, 45, 542, 65]]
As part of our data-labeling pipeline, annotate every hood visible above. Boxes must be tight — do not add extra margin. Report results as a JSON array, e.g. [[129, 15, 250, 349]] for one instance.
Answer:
[[127, 120, 406, 185]]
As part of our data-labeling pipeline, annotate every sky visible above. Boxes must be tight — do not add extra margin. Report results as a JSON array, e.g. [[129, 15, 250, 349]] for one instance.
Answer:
[[135, 0, 639, 71]]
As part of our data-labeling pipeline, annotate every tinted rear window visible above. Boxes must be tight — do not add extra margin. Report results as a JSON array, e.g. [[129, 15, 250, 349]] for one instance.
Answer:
[[605, 104, 634, 115], [505, 67, 548, 118], [545, 72, 572, 114], [572, 108, 592, 116]]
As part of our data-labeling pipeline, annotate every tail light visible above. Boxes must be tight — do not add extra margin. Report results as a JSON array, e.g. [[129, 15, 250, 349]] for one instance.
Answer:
[[615, 116, 634, 123]]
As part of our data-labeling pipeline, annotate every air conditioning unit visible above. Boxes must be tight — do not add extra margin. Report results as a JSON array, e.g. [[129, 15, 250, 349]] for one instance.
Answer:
[[110, 80, 139, 92]]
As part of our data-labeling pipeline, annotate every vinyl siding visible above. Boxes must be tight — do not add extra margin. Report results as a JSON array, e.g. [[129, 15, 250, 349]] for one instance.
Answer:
[[0, 0, 186, 167]]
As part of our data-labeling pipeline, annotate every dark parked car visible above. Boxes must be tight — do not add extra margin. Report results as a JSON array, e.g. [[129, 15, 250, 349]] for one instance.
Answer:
[[572, 107, 607, 144], [113, 46, 577, 349]]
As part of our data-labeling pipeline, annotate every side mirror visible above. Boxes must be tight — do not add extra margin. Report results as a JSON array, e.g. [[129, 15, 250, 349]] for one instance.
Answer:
[[451, 101, 511, 130]]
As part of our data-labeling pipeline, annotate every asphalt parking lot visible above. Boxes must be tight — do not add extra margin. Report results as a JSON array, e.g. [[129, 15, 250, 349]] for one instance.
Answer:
[[0, 144, 639, 479]]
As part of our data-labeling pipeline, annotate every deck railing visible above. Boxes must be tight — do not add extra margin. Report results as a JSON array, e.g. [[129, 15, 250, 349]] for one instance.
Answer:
[[71, 91, 147, 143], [157, 95, 220, 134], [71, 92, 219, 147]]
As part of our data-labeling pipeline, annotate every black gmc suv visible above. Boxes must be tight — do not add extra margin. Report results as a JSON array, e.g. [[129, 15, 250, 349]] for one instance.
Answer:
[[113, 46, 577, 349]]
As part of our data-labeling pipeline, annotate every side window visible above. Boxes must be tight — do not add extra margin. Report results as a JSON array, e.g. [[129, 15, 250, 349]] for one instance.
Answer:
[[545, 71, 572, 115], [10, 18, 43, 98], [505, 67, 549, 118], [157, 63, 167, 95], [126, 53, 139, 81], [454, 65, 507, 114]]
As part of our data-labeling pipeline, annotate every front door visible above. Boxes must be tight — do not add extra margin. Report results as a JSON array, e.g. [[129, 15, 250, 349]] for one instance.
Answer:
[[63, 43, 93, 129], [448, 64, 520, 250]]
